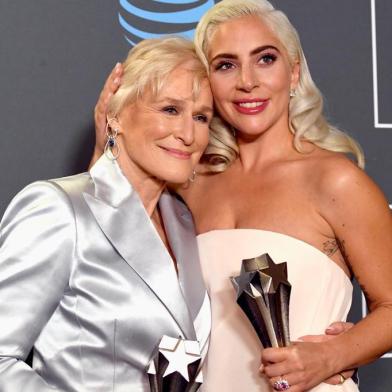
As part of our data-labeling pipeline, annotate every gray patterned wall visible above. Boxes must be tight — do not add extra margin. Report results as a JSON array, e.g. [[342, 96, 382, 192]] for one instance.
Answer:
[[0, 1, 390, 389]]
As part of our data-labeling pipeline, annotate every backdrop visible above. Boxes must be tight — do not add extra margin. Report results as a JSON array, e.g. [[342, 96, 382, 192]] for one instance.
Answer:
[[0, 0, 390, 389]]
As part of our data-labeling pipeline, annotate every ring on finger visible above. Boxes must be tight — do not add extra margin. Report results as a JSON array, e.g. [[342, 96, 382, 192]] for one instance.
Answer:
[[273, 377, 290, 391], [338, 372, 346, 385]]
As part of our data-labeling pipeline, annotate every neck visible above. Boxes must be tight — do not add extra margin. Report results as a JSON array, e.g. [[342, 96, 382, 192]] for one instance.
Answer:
[[236, 117, 297, 171], [117, 154, 166, 217]]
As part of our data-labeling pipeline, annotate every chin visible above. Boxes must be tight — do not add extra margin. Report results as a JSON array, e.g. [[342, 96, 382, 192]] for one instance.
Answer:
[[155, 170, 190, 185], [163, 175, 189, 185]]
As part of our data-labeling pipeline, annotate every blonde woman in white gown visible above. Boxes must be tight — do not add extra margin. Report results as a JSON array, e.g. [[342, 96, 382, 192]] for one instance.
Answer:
[[93, 1, 392, 390]]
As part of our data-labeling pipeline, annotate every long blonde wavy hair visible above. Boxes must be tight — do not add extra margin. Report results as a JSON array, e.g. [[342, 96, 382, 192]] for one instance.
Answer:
[[195, 0, 364, 171]]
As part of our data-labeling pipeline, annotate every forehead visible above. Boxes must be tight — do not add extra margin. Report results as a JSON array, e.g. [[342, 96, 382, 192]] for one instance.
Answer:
[[208, 15, 282, 57], [152, 62, 212, 103]]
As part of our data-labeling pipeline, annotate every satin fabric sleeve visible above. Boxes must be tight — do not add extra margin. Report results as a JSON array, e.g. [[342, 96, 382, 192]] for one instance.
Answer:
[[0, 181, 75, 391]]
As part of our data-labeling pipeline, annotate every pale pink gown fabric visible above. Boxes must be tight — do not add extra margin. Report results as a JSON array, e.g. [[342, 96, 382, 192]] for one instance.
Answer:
[[197, 229, 358, 391]]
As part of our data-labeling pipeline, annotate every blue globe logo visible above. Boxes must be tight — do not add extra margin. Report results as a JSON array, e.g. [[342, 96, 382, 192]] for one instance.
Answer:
[[118, 0, 219, 45]]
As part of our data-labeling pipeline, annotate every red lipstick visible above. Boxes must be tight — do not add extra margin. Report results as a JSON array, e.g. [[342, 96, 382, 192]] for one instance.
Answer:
[[233, 98, 269, 115]]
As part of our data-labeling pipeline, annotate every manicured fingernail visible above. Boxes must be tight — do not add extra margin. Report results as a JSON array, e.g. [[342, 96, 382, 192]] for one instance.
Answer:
[[259, 364, 264, 373], [115, 62, 121, 71], [114, 77, 120, 84]]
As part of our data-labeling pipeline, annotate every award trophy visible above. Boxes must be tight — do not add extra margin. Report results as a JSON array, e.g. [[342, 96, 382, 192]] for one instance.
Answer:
[[147, 335, 203, 392], [231, 253, 291, 348]]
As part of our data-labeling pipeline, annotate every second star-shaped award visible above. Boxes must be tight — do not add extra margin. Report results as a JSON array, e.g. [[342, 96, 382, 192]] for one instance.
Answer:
[[147, 335, 202, 392]]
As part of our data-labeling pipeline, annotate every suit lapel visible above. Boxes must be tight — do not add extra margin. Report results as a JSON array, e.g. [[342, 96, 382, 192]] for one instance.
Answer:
[[159, 192, 206, 324], [83, 155, 196, 340]]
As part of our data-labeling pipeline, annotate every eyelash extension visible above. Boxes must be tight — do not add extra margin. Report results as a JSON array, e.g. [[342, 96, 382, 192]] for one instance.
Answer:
[[214, 53, 277, 71], [259, 52, 277, 64], [214, 61, 234, 71]]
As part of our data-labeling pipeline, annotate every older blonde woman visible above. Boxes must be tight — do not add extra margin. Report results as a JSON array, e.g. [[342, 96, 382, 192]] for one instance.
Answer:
[[0, 37, 214, 391], [95, 1, 392, 391]]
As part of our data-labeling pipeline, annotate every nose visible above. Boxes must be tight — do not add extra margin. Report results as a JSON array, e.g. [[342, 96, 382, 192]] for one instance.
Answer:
[[173, 114, 195, 146], [237, 65, 259, 92]]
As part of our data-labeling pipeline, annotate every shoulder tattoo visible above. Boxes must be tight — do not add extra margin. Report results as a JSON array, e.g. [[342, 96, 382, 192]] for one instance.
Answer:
[[322, 239, 340, 257]]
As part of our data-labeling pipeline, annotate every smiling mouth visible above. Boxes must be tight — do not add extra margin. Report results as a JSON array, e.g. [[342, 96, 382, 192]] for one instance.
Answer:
[[234, 99, 269, 114], [160, 147, 192, 160]]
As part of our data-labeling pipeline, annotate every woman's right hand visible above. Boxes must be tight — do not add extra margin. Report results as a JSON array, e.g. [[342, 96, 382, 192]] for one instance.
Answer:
[[90, 62, 123, 167]]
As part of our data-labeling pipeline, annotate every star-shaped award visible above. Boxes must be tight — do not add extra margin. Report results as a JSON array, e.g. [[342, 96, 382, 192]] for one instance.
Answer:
[[147, 335, 202, 391], [160, 336, 200, 381], [230, 253, 291, 348]]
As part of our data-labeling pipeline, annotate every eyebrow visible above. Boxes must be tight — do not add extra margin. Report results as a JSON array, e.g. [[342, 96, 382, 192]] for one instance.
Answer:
[[198, 105, 214, 114], [160, 97, 186, 105], [158, 98, 213, 114], [210, 45, 279, 62]]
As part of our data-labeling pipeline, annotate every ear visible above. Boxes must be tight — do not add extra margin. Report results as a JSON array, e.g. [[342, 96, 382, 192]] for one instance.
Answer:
[[290, 61, 300, 91], [107, 115, 121, 133]]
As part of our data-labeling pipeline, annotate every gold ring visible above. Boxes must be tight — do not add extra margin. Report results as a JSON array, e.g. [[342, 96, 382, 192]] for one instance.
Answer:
[[338, 372, 346, 384]]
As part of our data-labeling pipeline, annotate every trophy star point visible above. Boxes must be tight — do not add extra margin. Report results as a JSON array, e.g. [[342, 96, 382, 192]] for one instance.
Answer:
[[262, 258, 290, 292], [256, 271, 273, 293], [160, 339, 200, 381], [232, 266, 258, 298]]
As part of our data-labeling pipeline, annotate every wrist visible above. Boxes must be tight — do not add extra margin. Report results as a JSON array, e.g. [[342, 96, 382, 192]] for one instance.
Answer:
[[320, 338, 345, 375]]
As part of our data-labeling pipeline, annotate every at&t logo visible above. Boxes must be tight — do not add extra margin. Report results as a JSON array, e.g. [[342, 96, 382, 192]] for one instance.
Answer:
[[118, 0, 219, 45]]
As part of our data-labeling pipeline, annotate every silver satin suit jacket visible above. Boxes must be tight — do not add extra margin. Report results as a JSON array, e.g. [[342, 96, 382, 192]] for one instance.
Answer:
[[0, 155, 211, 391]]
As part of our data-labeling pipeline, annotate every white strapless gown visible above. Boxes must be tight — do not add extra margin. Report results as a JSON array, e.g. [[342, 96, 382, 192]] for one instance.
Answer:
[[197, 229, 358, 391]]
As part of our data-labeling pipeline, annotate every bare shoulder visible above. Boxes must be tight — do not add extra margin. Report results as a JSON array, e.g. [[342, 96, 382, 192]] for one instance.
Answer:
[[313, 152, 385, 205], [308, 151, 390, 229]]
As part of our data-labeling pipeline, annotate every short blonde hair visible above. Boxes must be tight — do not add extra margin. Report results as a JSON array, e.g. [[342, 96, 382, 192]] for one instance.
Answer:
[[108, 37, 208, 117], [195, 0, 364, 171]]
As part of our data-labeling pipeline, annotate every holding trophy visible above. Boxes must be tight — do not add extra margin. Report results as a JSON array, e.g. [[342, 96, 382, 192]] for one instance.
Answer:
[[231, 253, 291, 390]]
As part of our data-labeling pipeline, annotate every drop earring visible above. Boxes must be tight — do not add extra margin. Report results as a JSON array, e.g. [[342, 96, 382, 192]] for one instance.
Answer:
[[104, 121, 120, 160], [189, 169, 196, 183]]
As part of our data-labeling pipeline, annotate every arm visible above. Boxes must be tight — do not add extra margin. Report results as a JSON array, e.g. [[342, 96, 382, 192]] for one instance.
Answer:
[[261, 162, 392, 391], [0, 182, 75, 391], [299, 322, 355, 385], [90, 62, 123, 169]]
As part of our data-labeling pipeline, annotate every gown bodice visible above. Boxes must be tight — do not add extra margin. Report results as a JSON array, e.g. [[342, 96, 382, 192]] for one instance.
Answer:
[[197, 229, 358, 391]]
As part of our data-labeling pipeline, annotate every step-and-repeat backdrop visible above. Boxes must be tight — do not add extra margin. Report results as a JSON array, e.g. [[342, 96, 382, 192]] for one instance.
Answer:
[[0, 1, 390, 389]]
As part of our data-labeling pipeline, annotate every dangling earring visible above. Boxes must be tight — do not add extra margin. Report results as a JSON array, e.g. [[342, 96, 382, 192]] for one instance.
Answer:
[[189, 169, 196, 183], [290, 89, 297, 98], [104, 121, 120, 160]]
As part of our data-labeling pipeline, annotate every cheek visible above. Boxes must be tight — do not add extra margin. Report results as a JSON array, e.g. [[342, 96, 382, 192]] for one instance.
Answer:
[[145, 118, 172, 138], [266, 67, 292, 93], [196, 127, 210, 152], [210, 75, 229, 99]]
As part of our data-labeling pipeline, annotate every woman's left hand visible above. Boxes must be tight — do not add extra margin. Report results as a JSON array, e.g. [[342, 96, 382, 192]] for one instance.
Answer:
[[261, 341, 335, 392], [299, 329, 355, 385]]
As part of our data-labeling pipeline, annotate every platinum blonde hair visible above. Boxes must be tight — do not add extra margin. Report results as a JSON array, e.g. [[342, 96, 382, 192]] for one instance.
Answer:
[[195, 0, 364, 171], [108, 37, 208, 117]]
